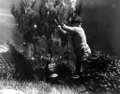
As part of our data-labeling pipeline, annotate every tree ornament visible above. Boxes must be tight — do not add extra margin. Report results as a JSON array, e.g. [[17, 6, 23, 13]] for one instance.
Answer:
[[33, 24, 37, 29]]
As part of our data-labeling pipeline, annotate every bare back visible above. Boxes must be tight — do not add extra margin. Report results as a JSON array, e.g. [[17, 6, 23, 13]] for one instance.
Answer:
[[71, 27, 87, 49]]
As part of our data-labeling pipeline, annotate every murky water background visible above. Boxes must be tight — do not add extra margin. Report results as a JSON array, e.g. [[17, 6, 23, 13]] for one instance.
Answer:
[[0, 0, 120, 58]]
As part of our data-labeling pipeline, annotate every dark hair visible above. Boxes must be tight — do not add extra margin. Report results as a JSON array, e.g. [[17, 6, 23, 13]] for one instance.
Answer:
[[67, 14, 82, 25]]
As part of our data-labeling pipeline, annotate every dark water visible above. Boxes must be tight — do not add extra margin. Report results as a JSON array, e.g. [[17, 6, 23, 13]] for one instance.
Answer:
[[81, 0, 120, 58], [0, 0, 120, 58]]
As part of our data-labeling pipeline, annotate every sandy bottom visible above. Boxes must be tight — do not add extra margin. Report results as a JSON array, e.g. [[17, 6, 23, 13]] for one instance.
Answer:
[[0, 89, 25, 94]]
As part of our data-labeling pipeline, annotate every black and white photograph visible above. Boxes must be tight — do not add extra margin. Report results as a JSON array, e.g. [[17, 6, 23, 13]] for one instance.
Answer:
[[0, 0, 120, 94]]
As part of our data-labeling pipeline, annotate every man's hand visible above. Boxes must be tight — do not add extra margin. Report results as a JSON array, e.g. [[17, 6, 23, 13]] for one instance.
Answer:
[[57, 25, 67, 34], [58, 23, 65, 28], [57, 25, 61, 28], [57, 25, 62, 31]]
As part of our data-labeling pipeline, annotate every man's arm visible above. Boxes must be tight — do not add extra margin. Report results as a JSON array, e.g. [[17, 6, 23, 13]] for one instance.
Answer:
[[62, 24, 78, 33]]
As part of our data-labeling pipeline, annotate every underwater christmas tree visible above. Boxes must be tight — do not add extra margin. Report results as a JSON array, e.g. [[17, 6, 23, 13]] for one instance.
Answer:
[[11, 0, 82, 61]]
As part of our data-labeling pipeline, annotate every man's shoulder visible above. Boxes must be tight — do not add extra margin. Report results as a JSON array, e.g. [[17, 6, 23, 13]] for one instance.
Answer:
[[74, 26, 84, 32]]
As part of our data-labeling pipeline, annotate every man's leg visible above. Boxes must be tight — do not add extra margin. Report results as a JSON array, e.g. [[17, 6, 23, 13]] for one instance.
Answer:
[[71, 57, 81, 79]]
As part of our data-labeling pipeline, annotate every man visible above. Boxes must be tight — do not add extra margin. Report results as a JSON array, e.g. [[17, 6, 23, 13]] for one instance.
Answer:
[[58, 15, 91, 76]]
